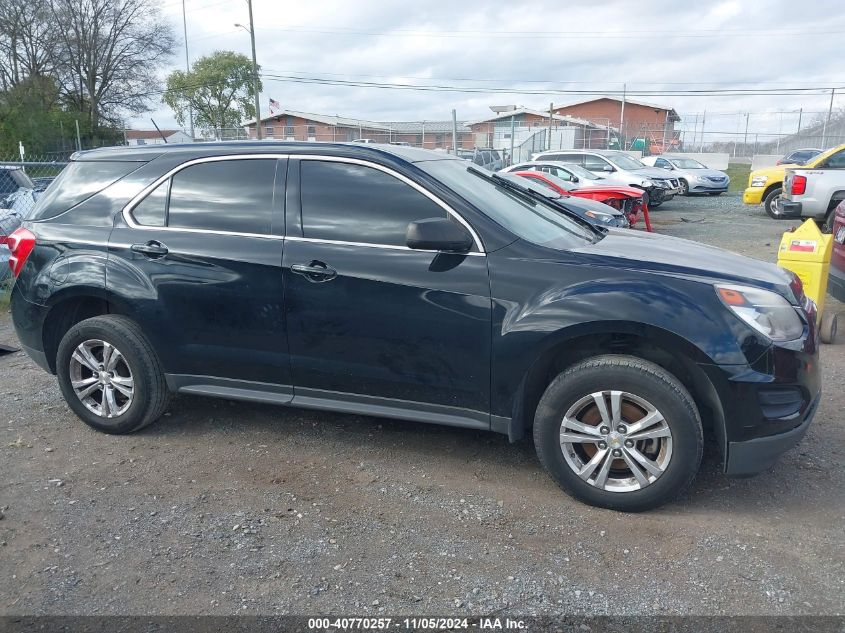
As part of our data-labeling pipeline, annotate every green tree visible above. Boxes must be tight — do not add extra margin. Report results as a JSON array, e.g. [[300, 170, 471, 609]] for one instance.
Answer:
[[164, 51, 261, 136]]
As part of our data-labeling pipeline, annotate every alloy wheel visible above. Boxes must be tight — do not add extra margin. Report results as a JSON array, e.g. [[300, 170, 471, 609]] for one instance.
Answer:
[[559, 390, 673, 493], [69, 339, 134, 418]]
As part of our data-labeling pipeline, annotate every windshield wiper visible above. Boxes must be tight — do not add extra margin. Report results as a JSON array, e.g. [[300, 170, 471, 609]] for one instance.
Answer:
[[467, 166, 605, 240]]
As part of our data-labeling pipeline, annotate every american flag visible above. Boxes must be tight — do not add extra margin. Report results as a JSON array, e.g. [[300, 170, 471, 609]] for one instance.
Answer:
[[269, 98, 280, 114]]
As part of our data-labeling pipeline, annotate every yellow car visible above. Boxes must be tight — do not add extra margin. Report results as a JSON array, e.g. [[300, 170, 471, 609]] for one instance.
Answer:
[[744, 143, 845, 218]]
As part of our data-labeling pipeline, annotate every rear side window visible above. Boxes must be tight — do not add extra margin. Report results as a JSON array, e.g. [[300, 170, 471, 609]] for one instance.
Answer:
[[168, 160, 276, 234], [583, 155, 609, 172], [130, 159, 277, 235], [300, 160, 447, 246], [29, 161, 139, 220]]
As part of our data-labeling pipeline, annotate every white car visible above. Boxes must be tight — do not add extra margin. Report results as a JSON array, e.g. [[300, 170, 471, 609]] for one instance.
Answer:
[[530, 149, 680, 207], [641, 156, 729, 196], [500, 161, 611, 188]]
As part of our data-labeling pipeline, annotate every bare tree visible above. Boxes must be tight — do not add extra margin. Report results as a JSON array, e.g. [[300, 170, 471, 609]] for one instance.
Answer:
[[49, 0, 176, 129], [0, 0, 58, 90]]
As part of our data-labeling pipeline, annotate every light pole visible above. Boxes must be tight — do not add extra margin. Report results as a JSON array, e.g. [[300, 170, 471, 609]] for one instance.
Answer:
[[235, 0, 261, 140], [181, 0, 194, 139]]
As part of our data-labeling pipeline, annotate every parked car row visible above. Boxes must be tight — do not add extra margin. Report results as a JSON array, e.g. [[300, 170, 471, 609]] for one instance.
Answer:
[[744, 142, 845, 225]]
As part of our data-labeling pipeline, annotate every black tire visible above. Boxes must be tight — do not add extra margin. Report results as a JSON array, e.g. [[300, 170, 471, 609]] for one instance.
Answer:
[[56, 315, 170, 434], [763, 187, 785, 219], [679, 179, 689, 196], [649, 188, 664, 208], [533, 355, 703, 512]]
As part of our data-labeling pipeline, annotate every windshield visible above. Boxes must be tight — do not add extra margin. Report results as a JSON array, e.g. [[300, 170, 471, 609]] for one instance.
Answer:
[[561, 163, 602, 180], [669, 158, 706, 169], [606, 153, 645, 170], [419, 159, 597, 250]]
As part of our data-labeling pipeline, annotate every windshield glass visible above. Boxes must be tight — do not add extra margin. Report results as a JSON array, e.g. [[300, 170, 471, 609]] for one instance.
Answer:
[[560, 163, 602, 180], [670, 158, 706, 169], [606, 153, 645, 170], [419, 159, 596, 250]]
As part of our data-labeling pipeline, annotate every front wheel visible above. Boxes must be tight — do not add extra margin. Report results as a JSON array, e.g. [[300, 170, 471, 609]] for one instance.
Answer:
[[533, 355, 703, 512], [679, 180, 689, 196], [649, 188, 665, 208], [763, 187, 785, 219], [56, 315, 170, 434]]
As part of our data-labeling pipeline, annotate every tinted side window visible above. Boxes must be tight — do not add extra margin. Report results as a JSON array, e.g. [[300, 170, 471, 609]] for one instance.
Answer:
[[824, 150, 845, 168], [131, 180, 168, 226], [300, 160, 447, 246], [584, 155, 609, 172], [168, 159, 276, 234]]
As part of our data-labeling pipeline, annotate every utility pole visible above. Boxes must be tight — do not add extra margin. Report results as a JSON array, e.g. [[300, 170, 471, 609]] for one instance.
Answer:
[[743, 113, 750, 153], [181, 0, 194, 140], [548, 102, 553, 150], [509, 115, 515, 166], [797, 108, 803, 135], [451, 109, 458, 154], [699, 109, 706, 152], [236, 0, 262, 140], [619, 83, 626, 149], [822, 88, 835, 148]]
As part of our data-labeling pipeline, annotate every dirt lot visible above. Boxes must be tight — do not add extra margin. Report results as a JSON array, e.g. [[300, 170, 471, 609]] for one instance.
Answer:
[[1, 193, 843, 617]]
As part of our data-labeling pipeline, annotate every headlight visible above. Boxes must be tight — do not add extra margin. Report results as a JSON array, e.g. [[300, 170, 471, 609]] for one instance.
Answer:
[[641, 179, 654, 188], [585, 210, 615, 223], [715, 284, 803, 341], [751, 175, 768, 187]]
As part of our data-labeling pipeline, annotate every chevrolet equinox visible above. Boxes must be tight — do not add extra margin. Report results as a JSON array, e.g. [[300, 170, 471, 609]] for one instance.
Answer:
[[8, 143, 821, 511]]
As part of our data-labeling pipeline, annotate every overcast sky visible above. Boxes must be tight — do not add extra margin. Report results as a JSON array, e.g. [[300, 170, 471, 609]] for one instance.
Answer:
[[137, 0, 845, 140]]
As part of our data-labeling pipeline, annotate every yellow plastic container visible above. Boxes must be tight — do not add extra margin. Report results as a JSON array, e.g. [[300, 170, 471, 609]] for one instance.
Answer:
[[777, 219, 832, 314]]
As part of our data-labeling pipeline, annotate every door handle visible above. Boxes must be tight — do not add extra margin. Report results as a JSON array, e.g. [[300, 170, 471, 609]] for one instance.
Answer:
[[291, 261, 337, 282], [131, 241, 169, 257]]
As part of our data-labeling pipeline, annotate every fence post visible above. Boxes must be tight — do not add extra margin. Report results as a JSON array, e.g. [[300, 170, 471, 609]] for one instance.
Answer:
[[75, 119, 82, 151], [452, 109, 458, 154], [509, 115, 515, 166]]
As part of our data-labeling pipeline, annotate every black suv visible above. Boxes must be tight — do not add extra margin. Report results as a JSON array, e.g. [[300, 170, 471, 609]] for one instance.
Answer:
[[8, 143, 820, 511]]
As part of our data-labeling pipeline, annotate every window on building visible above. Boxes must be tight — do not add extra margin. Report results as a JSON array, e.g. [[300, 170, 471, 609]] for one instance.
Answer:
[[285, 126, 295, 137], [307, 125, 316, 136], [435, 134, 444, 147], [264, 125, 274, 137], [137, 139, 146, 145], [300, 160, 447, 246]]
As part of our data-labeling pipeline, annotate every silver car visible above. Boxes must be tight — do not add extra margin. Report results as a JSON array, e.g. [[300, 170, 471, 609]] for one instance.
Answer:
[[500, 161, 612, 188], [641, 156, 729, 196], [530, 149, 681, 207]]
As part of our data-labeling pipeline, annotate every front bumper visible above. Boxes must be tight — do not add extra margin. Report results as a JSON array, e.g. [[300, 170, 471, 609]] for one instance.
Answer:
[[829, 263, 845, 303], [743, 187, 765, 205], [689, 181, 729, 193], [725, 391, 820, 476]]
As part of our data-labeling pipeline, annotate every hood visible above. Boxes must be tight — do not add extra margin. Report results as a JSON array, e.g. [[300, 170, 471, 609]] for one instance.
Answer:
[[572, 228, 795, 295], [750, 164, 788, 179], [573, 184, 643, 197], [673, 168, 727, 180], [557, 195, 624, 217], [629, 166, 680, 180]]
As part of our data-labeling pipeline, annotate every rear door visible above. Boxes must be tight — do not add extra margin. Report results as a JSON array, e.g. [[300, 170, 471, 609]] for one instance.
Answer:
[[107, 157, 292, 393], [282, 157, 492, 427]]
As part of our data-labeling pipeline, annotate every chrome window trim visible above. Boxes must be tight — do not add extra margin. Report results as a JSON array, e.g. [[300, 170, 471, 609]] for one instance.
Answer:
[[284, 235, 483, 256], [292, 154, 484, 252], [121, 153, 485, 253]]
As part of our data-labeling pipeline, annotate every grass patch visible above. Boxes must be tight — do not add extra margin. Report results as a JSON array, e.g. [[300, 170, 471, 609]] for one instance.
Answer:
[[726, 164, 750, 194]]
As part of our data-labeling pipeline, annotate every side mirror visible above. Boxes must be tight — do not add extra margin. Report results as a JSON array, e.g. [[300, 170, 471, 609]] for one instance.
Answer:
[[602, 164, 614, 172], [662, 164, 673, 170], [406, 218, 473, 253]]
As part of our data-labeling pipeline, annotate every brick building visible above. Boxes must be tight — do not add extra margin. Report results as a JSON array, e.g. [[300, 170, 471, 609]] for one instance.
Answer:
[[466, 107, 615, 151], [553, 97, 680, 148], [243, 109, 393, 142]]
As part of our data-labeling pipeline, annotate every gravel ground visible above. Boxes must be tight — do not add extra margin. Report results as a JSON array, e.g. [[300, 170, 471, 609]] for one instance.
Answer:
[[1, 193, 843, 617]]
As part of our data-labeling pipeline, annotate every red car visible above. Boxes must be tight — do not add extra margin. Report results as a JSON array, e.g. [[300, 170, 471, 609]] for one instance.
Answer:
[[512, 170, 652, 231]]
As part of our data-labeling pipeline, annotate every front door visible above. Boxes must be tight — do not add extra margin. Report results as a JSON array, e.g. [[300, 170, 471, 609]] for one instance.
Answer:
[[283, 158, 492, 427], [107, 157, 291, 391]]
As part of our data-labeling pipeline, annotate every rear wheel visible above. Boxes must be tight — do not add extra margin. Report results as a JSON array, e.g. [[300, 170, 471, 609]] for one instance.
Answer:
[[763, 187, 785, 219], [533, 355, 703, 512], [56, 315, 170, 434]]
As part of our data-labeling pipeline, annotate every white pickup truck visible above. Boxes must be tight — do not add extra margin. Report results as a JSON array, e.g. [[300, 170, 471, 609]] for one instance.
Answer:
[[777, 147, 845, 230]]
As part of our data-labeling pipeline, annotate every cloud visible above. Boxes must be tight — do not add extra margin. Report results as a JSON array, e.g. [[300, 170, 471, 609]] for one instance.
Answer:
[[136, 0, 845, 141]]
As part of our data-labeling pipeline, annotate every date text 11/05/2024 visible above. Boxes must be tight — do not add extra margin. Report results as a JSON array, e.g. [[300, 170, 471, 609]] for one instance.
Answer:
[[307, 617, 527, 630]]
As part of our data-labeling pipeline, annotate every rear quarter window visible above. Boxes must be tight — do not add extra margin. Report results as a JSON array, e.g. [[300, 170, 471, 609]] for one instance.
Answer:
[[28, 161, 140, 220]]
